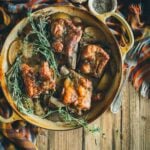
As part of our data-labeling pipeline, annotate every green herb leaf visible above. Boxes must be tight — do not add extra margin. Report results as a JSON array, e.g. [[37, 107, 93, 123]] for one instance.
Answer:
[[27, 12, 59, 76]]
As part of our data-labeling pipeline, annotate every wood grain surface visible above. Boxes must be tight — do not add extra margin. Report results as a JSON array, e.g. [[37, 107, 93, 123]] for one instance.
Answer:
[[36, 83, 150, 150]]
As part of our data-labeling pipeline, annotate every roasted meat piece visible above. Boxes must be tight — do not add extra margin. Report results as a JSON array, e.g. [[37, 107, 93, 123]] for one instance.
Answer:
[[64, 21, 82, 69], [75, 77, 92, 110], [21, 64, 40, 98], [64, 21, 83, 57], [21, 62, 56, 98], [51, 19, 65, 38], [52, 39, 64, 53], [51, 18, 83, 69], [62, 72, 93, 111], [62, 78, 78, 105], [40, 62, 56, 91], [40, 62, 54, 80], [80, 45, 110, 77]]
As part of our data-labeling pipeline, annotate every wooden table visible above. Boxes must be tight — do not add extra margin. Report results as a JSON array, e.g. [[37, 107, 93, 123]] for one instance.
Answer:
[[36, 83, 150, 150]]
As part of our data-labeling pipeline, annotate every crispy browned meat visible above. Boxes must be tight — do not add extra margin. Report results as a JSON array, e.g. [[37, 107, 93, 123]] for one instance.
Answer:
[[62, 78, 78, 104], [80, 62, 91, 74], [62, 76, 92, 111], [65, 27, 82, 57], [51, 18, 83, 69], [41, 80, 55, 92], [80, 45, 110, 77], [52, 40, 64, 53], [40, 62, 54, 80], [51, 19, 65, 38], [40, 62, 56, 91], [64, 19, 82, 57], [21, 62, 56, 98], [21, 64, 40, 98], [75, 77, 92, 110]]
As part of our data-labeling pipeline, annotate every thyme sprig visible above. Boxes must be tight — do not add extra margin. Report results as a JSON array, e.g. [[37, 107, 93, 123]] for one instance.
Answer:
[[27, 12, 59, 76]]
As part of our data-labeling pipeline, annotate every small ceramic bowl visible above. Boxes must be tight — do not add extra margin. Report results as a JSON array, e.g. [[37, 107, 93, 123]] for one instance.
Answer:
[[88, 0, 117, 16]]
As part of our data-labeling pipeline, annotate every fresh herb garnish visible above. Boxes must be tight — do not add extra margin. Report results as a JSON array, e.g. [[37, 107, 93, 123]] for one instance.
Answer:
[[6, 56, 33, 115], [42, 107, 100, 133], [58, 107, 100, 133], [27, 12, 59, 76]]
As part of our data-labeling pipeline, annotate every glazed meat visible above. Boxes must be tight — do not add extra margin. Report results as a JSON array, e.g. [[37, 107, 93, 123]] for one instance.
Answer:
[[40, 62, 54, 80], [63, 78, 78, 104], [62, 73, 92, 111], [64, 20, 83, 57], [51, 19, 65, 38], [52, 39, 64, 53], [80, 44, 110, 77], [75, 77, 92, 110], [21, 62, 56, 98], [40, 62, 56, 91], [51, 18, 83, 69], [21, 64, 40, 98]]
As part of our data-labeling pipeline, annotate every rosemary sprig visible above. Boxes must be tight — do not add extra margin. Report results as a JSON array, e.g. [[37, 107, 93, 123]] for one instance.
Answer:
[[6, 56, 33, 115], [27, 12, 59, 76], [58, 107, 100, 133], [42, 107, 100, 133]]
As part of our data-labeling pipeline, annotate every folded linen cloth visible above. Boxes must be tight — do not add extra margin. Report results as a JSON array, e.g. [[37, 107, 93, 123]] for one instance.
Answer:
[[0, 0, 149, 149]]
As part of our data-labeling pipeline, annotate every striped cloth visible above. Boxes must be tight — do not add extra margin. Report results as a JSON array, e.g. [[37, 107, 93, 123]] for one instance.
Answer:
[[129, 37, 150, 98], [121, 2, 150, 99], [0, 0, 149, 149]]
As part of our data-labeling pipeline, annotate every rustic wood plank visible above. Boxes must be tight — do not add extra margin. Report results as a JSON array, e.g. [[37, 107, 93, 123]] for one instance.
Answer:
[[121, 82, 131, 150], [84, 108, 121, 150], [84, 119, 101, 150], [36, 129, 49, 150], [48, 128, 83, 150], [139, 94, 150, 150], [112, 109, 122, 150], [99, 109, 121, 150], [128, 84, 140, 150]]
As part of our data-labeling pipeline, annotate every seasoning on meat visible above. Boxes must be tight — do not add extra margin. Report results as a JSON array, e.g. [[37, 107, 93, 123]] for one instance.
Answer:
[[51, 18, 83, 69], [75, 77, 92, 110], [52, 39, 64, 53], [21, 62, 56, 98], [21, 64, 40, 98], [80, 44, 110, 77], [64, 20, 82, 57], [62, 75, 93, 111], [40, 62, 54, 80], [62, 78, 78, 104], [51, 19, 65, 38], [40, 62, 56, 91]]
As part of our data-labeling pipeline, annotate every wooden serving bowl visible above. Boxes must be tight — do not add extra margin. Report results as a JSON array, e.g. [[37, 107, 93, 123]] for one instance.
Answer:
[[0, 5, 123, 130]]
